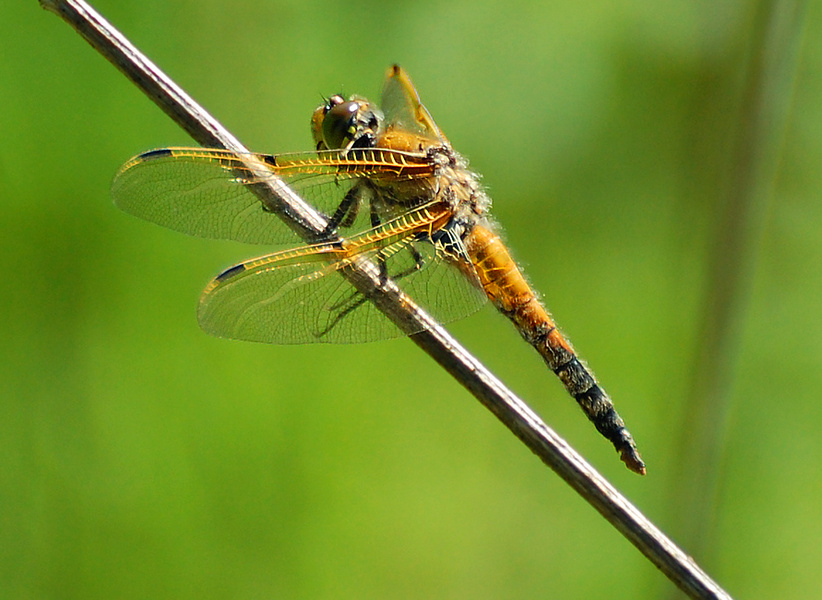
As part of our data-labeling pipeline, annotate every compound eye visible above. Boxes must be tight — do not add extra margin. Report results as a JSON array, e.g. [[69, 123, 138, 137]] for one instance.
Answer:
[[321, 101, 362, 150], [311, 95, 346, 149]]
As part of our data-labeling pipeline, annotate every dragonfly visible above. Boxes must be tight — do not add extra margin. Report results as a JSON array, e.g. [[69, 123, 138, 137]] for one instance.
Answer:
[[111, 65, 645, 474]]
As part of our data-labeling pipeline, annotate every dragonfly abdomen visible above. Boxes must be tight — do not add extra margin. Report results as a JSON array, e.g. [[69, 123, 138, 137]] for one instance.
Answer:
[[465, 225, 645, 474]]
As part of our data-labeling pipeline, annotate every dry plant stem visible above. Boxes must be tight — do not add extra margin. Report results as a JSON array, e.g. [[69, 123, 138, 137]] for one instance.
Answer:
[[40, 1, 733, 598]]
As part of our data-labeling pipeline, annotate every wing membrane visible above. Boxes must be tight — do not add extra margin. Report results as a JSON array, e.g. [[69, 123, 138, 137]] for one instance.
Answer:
[[198, 202, 487, 343], [381, 65, 447, 144], [111, 146, 435, 245]]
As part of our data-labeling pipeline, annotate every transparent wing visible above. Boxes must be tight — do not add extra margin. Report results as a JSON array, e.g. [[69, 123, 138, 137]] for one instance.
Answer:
[[111, 146, 435, 245], [381, 65, 448, 144], [198, 203, 487, 344]]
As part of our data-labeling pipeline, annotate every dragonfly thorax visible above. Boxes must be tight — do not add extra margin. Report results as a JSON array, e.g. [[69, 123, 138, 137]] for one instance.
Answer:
[[432, 148, 492, 222]]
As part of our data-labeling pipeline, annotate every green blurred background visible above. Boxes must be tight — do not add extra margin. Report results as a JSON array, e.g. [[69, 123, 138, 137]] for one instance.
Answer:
[[2, 1, 819, 598]]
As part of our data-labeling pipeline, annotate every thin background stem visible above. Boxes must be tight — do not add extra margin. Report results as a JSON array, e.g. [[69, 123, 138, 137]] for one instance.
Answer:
[[39, 1, 734, 598], [668, 0, 808, 580]]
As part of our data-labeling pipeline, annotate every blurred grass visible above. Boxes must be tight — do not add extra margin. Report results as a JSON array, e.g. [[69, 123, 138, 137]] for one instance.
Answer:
[[665, 0, 810, 583], [2, 1, 820, 598]]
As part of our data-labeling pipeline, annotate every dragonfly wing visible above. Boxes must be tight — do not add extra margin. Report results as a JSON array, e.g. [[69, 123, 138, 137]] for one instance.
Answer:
[[111, 147, 437, 245], [381, 65, 448, 144], [198, 204, 488, 344], [114, 148, 291, 244], [198, 243, 358, 343]]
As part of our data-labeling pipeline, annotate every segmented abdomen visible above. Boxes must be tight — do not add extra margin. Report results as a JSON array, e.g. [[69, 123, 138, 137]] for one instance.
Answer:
[[464, 225, 645, 474]]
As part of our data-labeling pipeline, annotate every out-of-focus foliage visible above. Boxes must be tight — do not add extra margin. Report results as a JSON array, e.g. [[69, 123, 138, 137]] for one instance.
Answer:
[[2, 1, 819, 598]]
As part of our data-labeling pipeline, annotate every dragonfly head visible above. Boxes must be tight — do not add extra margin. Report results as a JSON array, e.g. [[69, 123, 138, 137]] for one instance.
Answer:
[[312, 94, 383, 153]]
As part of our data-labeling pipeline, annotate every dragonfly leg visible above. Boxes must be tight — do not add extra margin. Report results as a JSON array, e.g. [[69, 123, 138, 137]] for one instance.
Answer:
[[316, 196, 428, 339], [316, 292, 370, 339], [320, 183, 365, 237], [316, 242, 426, 339], [388, 244, 425, 280]]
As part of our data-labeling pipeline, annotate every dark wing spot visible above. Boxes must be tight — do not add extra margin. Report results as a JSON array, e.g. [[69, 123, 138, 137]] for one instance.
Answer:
[[215, 263, 247, 282], [139, 148, 174, 161]]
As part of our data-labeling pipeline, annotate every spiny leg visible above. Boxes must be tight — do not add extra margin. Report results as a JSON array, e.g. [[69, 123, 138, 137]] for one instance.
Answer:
[[316, 187, 432, 339], [315, 242, 427, 339], [319, 182, 365, 238], [315, 287, 370, 339], [316, 193, 393, 338]]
